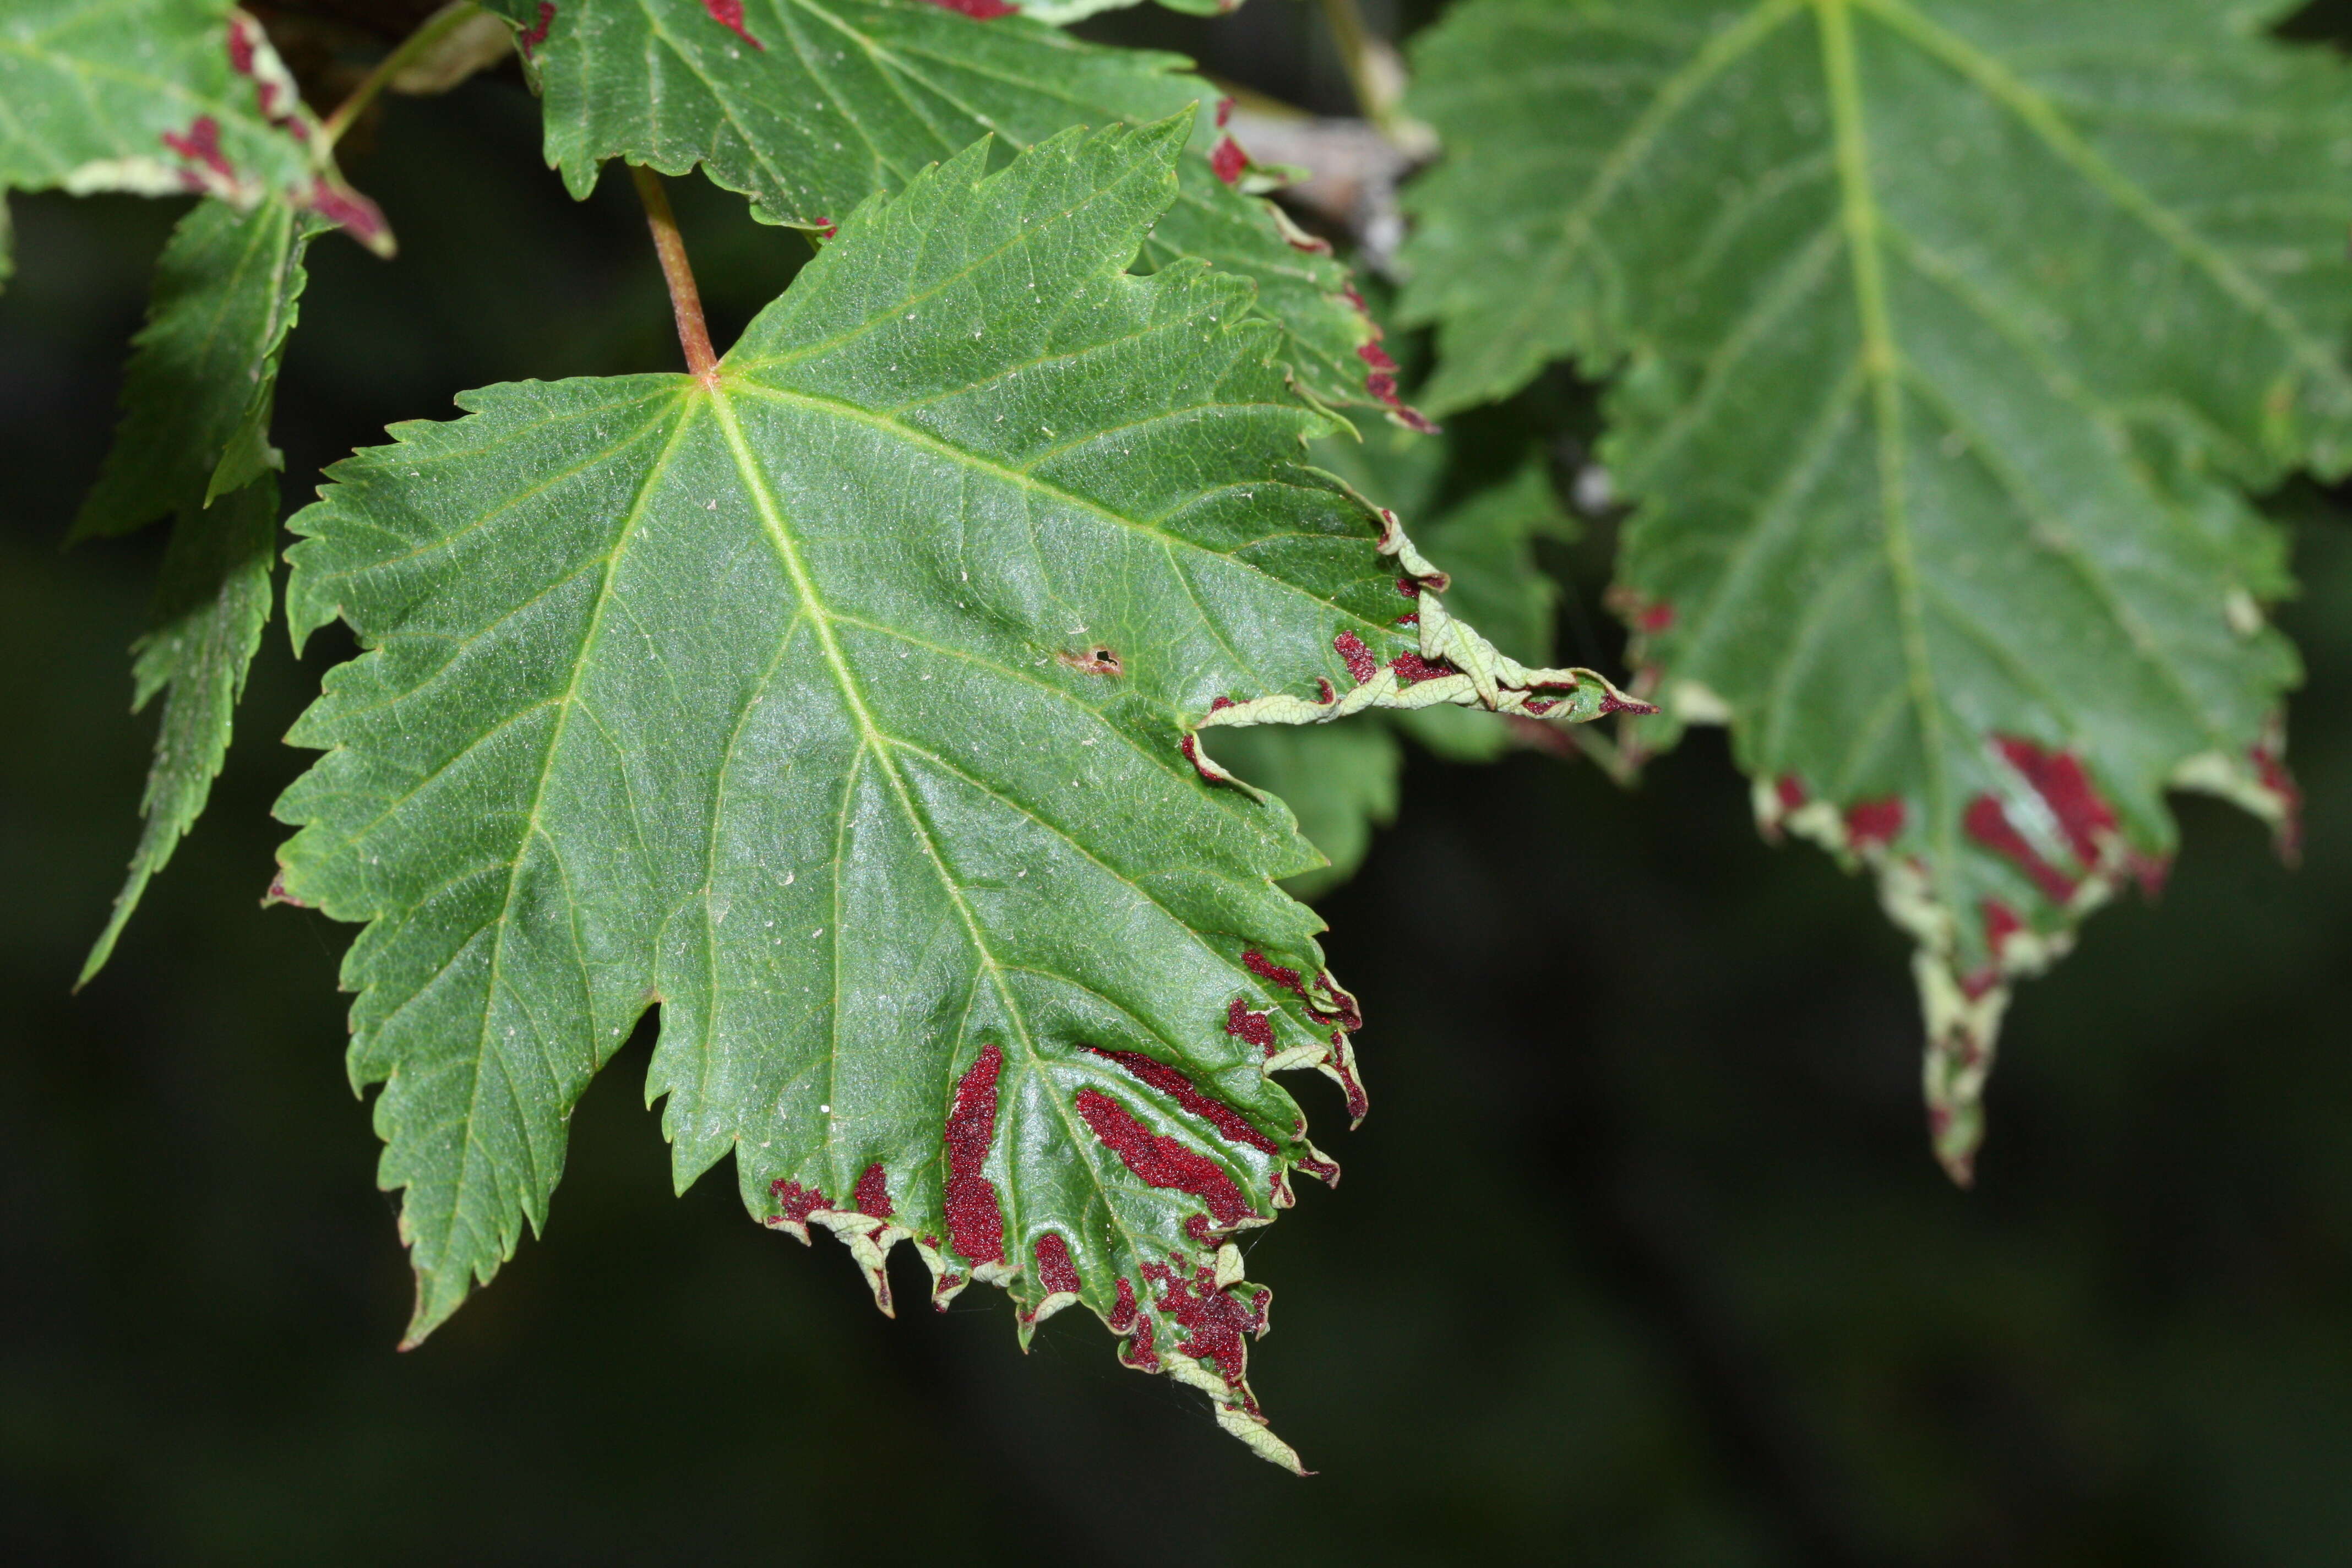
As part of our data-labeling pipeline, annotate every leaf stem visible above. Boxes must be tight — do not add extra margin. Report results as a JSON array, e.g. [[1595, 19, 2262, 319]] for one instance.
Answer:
[[630, 165, 719, 383], [1314, 0, 1396, 133], [320, 1, 482, 148]]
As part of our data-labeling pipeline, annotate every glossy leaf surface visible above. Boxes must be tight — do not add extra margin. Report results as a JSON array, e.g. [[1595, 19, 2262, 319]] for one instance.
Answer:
[[276, 122, 1624, 1463]]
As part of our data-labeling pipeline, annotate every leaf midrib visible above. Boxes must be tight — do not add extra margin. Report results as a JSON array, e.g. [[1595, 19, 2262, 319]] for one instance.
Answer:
[[704, 379, 1172, 1282]]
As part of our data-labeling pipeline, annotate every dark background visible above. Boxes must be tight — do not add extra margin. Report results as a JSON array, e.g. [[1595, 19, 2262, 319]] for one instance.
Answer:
[[5, 3, 2350, 1562]]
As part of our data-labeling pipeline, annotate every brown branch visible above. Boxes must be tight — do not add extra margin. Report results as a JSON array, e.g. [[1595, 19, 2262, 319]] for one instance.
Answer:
[[630, 165, 718, 384]]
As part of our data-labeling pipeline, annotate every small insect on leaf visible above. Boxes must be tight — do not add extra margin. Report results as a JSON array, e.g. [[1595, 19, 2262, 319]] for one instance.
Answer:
[[1057, 644, 1124, 676]]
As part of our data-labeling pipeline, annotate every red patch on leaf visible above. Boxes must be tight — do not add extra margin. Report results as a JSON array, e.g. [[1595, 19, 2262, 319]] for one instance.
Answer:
[[1085, 1044, 1279, 1154], [2252, 744, 2304, 863], [700, 0, 764, 48], [1843, 797, 1905, 849], [1397, 578, 1422, 600], [924, 0, 1016, 15], [1637, 601, 1676, 633], [1075, 1087, 1251, 1228], [1119, 1311, 1159, 1371], [1597, 690, 1662, 717], [770, 1179, 827, 1227], [1525, 698, 1558, 716], [943, 1043, 1005, 1266], [1293, 1151, 1340, 1187], [1110, 1277, 1140, 1331], [853, 1162, 894, 1219], [1180, 733, 1216, 782], [1140, 1258, 1261, 1393], [812, 216, 837, 239], [1335, 632, 1378, 684], [305, 178, 388, 247], [519, 1, 555, 56], [1776, 775, 1807, 813], [1215, 96, 1234, 129], [1224, 998, 1275, 1058], [1326, 1032, 1369, 1120], [1210, 136, 1248, 186], [1995, 736, 2116, 864], [1982, 898, 2024, 955], [1395, 612, 1419, 628], [1963, 795, 2078, 904], [162, 116, 233, 181], [1033, 1232, 1080, 1295], [1389, 652, 1455, 684], [1316, 677, 1338, 705], [1208, 695, 1235, 712]]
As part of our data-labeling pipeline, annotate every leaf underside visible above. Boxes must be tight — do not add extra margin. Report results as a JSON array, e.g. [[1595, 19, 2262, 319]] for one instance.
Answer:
[[483, 0, 1387, 411], [1402, 0, 2350, 1176], [0, 0, 387, 258], [277, 120, 1631, 1467], [76, 195, 318, 981]]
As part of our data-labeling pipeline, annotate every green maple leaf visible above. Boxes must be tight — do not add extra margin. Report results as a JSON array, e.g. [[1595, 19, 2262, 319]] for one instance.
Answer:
[[1400, 0, 2346, 1177], [0, 0, 389, 263], [76, 195, 320, 981], [479, 0, 1390, 411], [274, 119, 1637, 1466]]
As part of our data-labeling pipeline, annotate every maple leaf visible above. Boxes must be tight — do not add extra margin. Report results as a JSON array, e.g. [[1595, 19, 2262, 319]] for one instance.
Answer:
[[0, 0, 389, 260], [478, 0, 1391, 411], [74, 195, 321, 981], [274, 119, 1637, 1465], [1400, 0, 2348, 1176]]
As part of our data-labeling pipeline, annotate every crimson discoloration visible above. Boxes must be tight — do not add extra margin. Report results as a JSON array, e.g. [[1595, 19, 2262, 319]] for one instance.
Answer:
[[1524, 697, 1558, 716], [1209, 695, 1235, 712], [1292, 1151, 1340, 1186], [1982, 898, 2023, 955], [1335, 632, 1378, 684], [1315, 677, 1337, 705], [1110, 1277, 1140, 1331], [813, 216, 837, 239], [1995, 737, 2115, 864], [519, 1, 555, 56], [1776, 775, 1808, 813], [1843, 797, 1904, 849], [1224, 997, 1275, 1058], [943, 1043, 1005, 1266], [1120, 1311, 1159, 1370], [1388, 651, 1455, 684], [162, 116, 233, 182], [769, 1179, 827, 1229], [1963, 795, 2077, 903], [1075, 1087, 1251, 1227], [925, 0, 1016, 15], [1396, 611, 1419, 627], [700, 0, 765, 48], [263, 869, 312, 908], [1326, 1033, 1369, 1121], [1033, 1232, 1080, 1294], [306, 178, 388, 246], [1180, 734, 1216, 782], [853, 1162, 894, 1219], [1210, 135, 1248, 186], [1141, 1258, 1262, 1395], [1215, 96, 1234, 129], [1637, 601, 1675, 633], [2253, 744, 2304, 862], [1597, 690, 1662, 717], [1086, 1044, 1280, 1154], [1354, 337, 1439, 433], [1397, 578, 1422, 600]]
